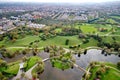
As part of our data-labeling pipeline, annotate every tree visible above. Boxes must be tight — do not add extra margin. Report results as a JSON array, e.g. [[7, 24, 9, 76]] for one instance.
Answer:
[[0, 72, 3, 79], [101, 49, 105, 54], [22, 50, 27, 55], [22, 56, 27, 62], [2, 77, 8, 80], [21, 72, 25, 78], [105, 66, 110, 73], [118, 48, 120, 52], [0, 35, 4, 41], [117, 62, 120, 69], [100, 67, 106, 73], [90, 62, 95, 68], [36, 64, 44, 74], [65, 39, 69, 45], [82, 39, 89, 44], [84, 49, 87, 55], [16, 78, 20, 80], [110, 48, 114, 52], [32, 73, 37, 80]]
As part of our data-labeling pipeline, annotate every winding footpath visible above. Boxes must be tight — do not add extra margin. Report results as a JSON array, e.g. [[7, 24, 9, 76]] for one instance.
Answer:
[[12, 58, 50, 80], [25, 58, 50, 79], [95, 65, 120, 73]]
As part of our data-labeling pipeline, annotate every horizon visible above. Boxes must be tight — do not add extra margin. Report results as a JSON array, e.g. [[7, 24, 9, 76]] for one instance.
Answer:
[[0, 0, 120, 3]]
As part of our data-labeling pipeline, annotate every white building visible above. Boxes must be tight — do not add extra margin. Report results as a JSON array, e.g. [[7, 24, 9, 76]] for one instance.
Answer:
[[27, 23, 45, 29]]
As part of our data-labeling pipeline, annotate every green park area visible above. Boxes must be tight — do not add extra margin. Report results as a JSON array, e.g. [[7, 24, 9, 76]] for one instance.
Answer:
[[0, 23, 120, 58], [0, 22, 120, 80], [86, 62, 120, 80]]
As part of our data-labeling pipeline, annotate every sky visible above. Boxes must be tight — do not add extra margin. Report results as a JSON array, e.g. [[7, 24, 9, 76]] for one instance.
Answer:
[[0, 0, 119, 3]]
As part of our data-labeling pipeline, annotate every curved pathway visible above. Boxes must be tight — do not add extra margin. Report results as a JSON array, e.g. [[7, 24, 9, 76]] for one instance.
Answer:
[[25, 58, 50, 79], [95, 65, 120, 73]]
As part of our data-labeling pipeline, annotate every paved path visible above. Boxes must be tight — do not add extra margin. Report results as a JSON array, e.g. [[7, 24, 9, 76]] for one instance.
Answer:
[[25, 58, 50, 79], [84, 67, 91, 80], [95, 65, 120, 73], [6, 47, 43, 49], [25, 64, 38, 79], [99, 35, 120, 37], [12, 58, 50, 80]]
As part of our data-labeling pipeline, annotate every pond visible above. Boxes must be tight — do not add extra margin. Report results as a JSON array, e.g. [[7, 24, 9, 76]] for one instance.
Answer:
[[38, 49, 120, 80], [4, 49, 120, 80]]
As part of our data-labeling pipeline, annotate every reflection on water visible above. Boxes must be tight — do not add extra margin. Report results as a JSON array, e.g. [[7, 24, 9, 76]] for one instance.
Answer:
[[5, 52, 34, 63], [39, 49, 120, 80]]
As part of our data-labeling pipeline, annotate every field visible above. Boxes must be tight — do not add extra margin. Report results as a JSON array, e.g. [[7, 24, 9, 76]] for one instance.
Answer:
[[75, 23, 114, 35], [75, 24, 98, 34], [0, 35, 40, 47], [0, 35, 82, 48], [0, 23, 120, 56], [111, 16, 120, 20]]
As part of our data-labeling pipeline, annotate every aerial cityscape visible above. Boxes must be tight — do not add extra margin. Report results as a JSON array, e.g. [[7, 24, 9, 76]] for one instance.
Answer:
[[0, 0, 120, 80]]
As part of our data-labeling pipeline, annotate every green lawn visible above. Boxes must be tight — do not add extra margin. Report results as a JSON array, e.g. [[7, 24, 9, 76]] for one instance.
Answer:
[[38, 36, 82, 47], [50, 53, 72, 70], [0, 35, 82, 48], [24, 56, 42, 71], [78, 24, 98, 34], [0, 23, 119, 51], [101, 36, 114, 43], [55, 28, 62, 33], [106, 19, 117, 24], [101, 36, 120, 44], [113, 27, 120, 35], [75, 23, 113, 35], [53, 60, 70, 69], [3, 63, 19, 75], [89, 62, 120, 80], [2, 34, 120, 50], [0, 35, 40, 47], [81, 38, 98, 48], [111, 16, 120, 20]]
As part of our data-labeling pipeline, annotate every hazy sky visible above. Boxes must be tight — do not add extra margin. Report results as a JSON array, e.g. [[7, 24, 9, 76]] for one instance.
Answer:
[[0, 0, 119, 3]]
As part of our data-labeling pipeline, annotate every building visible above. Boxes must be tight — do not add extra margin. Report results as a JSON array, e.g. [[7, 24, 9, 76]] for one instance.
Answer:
[[27, 23, 45, 28]]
